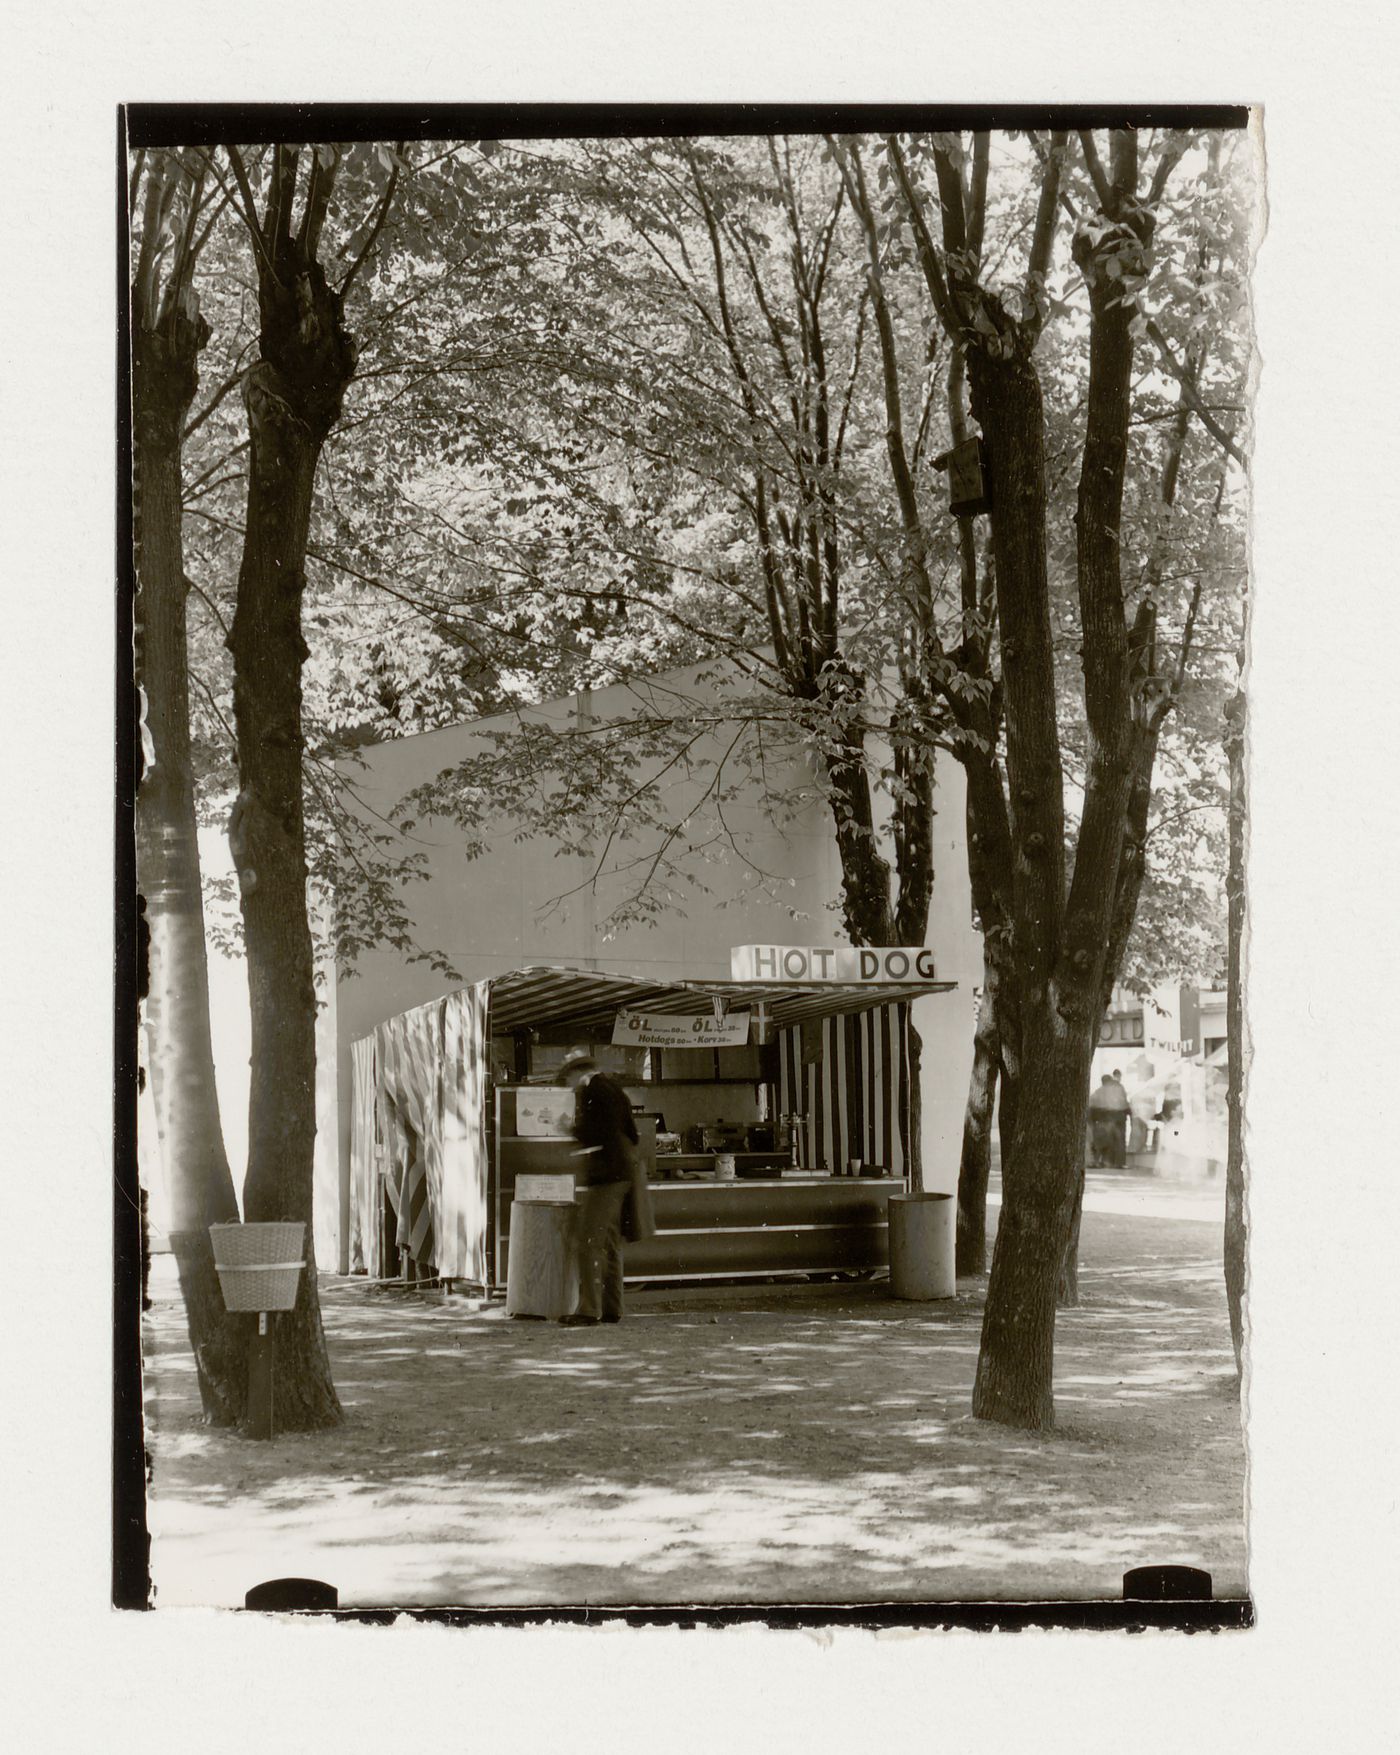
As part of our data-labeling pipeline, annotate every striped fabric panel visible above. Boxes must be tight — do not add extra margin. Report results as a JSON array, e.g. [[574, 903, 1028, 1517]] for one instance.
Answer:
[[349, 1035, 377, 1274], [848, 1016, 864, 1170], [370, 1021, 396, 1275], [829, 1017, 844, 1171], [892, 1003, 907, 1180], [774, 1002, 908, 1177], [438, 984, 491, 1283], [376, 1006, 440, 1269], [352, 984, 493, 1284], [870, 1008, 884, 1167]]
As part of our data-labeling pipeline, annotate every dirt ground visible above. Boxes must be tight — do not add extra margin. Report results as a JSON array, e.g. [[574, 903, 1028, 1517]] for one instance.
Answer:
[[141, 1171, 1247, 1610]]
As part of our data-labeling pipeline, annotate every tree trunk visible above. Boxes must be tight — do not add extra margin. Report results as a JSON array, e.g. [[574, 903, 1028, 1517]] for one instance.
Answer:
[[1057, 1166, 1086, 1306], [964, 228, 1140, 1424], [1224, 687, 1247, 1377], [971, 1019, 1096, 1429], [964, 345, 1066, 986], [963, 343, 1083, 1427], [892, 711, 936, 1196], [956, 734, 1017, 1279], [822, 734, 898, 949], [899, 136, 1156, 1430], [227, 250, 357, 1433], [904, 1018, 924, 1192], [956, 954, 1000, 1275], [132, 299, 249, 1426]]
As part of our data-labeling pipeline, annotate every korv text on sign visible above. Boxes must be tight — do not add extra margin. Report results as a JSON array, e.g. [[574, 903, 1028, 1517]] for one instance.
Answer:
[[731, 945, 937, 983], [612, 1010, 752, 1049]]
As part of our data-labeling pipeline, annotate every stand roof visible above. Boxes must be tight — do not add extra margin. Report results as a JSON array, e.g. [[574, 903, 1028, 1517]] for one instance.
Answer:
[[478, 962, 956, 1036]]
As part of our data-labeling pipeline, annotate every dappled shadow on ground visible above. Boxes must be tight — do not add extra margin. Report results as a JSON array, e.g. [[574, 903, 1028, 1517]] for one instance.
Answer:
[[143, 1202, 1246, 1609]]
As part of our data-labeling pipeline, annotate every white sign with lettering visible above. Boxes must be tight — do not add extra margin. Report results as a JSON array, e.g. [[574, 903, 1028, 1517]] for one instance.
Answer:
[[516, 1088, 576, 1138], [731, 945, 938, 984], [611, 1010, 751, 1049], [515, 1173, 576, 1202]]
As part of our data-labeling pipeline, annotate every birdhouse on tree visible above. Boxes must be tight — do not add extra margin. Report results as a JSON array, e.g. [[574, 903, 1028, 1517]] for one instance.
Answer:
[[935, 436, 992, 517]]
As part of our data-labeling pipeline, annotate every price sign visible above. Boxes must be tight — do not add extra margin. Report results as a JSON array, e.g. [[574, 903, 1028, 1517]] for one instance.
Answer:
[[611, 1010, 751, 1049]]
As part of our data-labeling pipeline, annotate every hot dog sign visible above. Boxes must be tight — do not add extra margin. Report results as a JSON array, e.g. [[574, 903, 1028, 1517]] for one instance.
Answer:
[[730, 945, 938, 983]]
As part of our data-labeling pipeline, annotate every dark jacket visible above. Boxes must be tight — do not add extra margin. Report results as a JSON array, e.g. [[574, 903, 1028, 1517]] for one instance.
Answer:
[[573, 1071, 656, 1242], [1088, 1078, 1129, 1115]]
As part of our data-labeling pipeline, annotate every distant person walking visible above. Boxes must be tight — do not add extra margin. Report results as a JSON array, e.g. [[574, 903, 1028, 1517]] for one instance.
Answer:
[[558, 1049, 655, 1326], [1087, 1072, 1130, 1168], [1109, 1070, 1129, 1167]]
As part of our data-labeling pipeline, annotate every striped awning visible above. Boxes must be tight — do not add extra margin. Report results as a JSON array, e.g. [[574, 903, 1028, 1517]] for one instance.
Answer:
[[479, 963, 956, 1036]]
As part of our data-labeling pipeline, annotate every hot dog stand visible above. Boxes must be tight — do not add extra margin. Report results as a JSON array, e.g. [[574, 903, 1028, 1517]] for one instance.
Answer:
[[349, 957, 955, 1291]]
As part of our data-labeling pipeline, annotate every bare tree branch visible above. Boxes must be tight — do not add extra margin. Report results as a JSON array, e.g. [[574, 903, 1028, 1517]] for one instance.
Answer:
[[1169, 575, 1206, 699], [183, 338, 258, 442], [133, 152, 176, 328], [221, 144, 281, 283], [156, 155, 210, 330], [830, 135, 938, 644], [882, 135, 960, 337], [266, 144, 300, 250], [1026, 131, 1070, 310], [298, 144, 341, 256], [967, 132, 990, 265], [930, 136, 969, 257], [1148, 129, 1192, 206], [1109, 130, 1138, 206], [1145, 320, 1248, 466], [340, 144, 405, 296], [831, 283, 870, 469], [1077, 130, 1115, 212], [128, 147, 146, 220], [189, 183, 234, 263]]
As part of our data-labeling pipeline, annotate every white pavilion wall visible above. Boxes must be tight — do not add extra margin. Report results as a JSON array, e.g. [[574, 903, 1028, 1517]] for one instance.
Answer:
[[329, 665, 979, 1265]]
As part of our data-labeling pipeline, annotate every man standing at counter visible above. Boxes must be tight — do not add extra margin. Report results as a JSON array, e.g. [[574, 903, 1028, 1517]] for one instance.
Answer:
[[559, 1049, 655, 1325]]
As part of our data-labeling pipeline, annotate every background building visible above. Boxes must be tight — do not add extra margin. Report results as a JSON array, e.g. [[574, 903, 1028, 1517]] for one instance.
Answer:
[[1092, 981, 1230, 1176]]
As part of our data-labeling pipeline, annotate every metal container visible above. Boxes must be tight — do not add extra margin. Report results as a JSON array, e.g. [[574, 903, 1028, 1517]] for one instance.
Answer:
[[888, 1193, 955, 1300]]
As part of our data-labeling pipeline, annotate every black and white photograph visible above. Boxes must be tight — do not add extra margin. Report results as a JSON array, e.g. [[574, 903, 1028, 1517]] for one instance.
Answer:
[[8, 4, 1400, 1743], [122, 106, 1258, 1617]]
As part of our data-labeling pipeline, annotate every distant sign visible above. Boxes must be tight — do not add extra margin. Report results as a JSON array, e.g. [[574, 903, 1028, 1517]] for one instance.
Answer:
[[611, 1010, 751, 1049], [731, 945, 937, 984]]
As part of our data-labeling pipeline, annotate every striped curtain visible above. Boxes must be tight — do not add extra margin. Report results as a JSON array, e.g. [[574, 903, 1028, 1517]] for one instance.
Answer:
[[351, 981, 492, 1284], [377, 1006, 439, 1270], [438, 984, 490, 1284], [775, 1002, 909, 1178], [349, 1035, 378, 1273]]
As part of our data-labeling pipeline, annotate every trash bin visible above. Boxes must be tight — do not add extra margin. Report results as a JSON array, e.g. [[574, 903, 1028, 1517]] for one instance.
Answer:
[[505, 1199, 579, 1318], [208, 1222, 306, 1312], [888, 1192, 955, 1301]]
